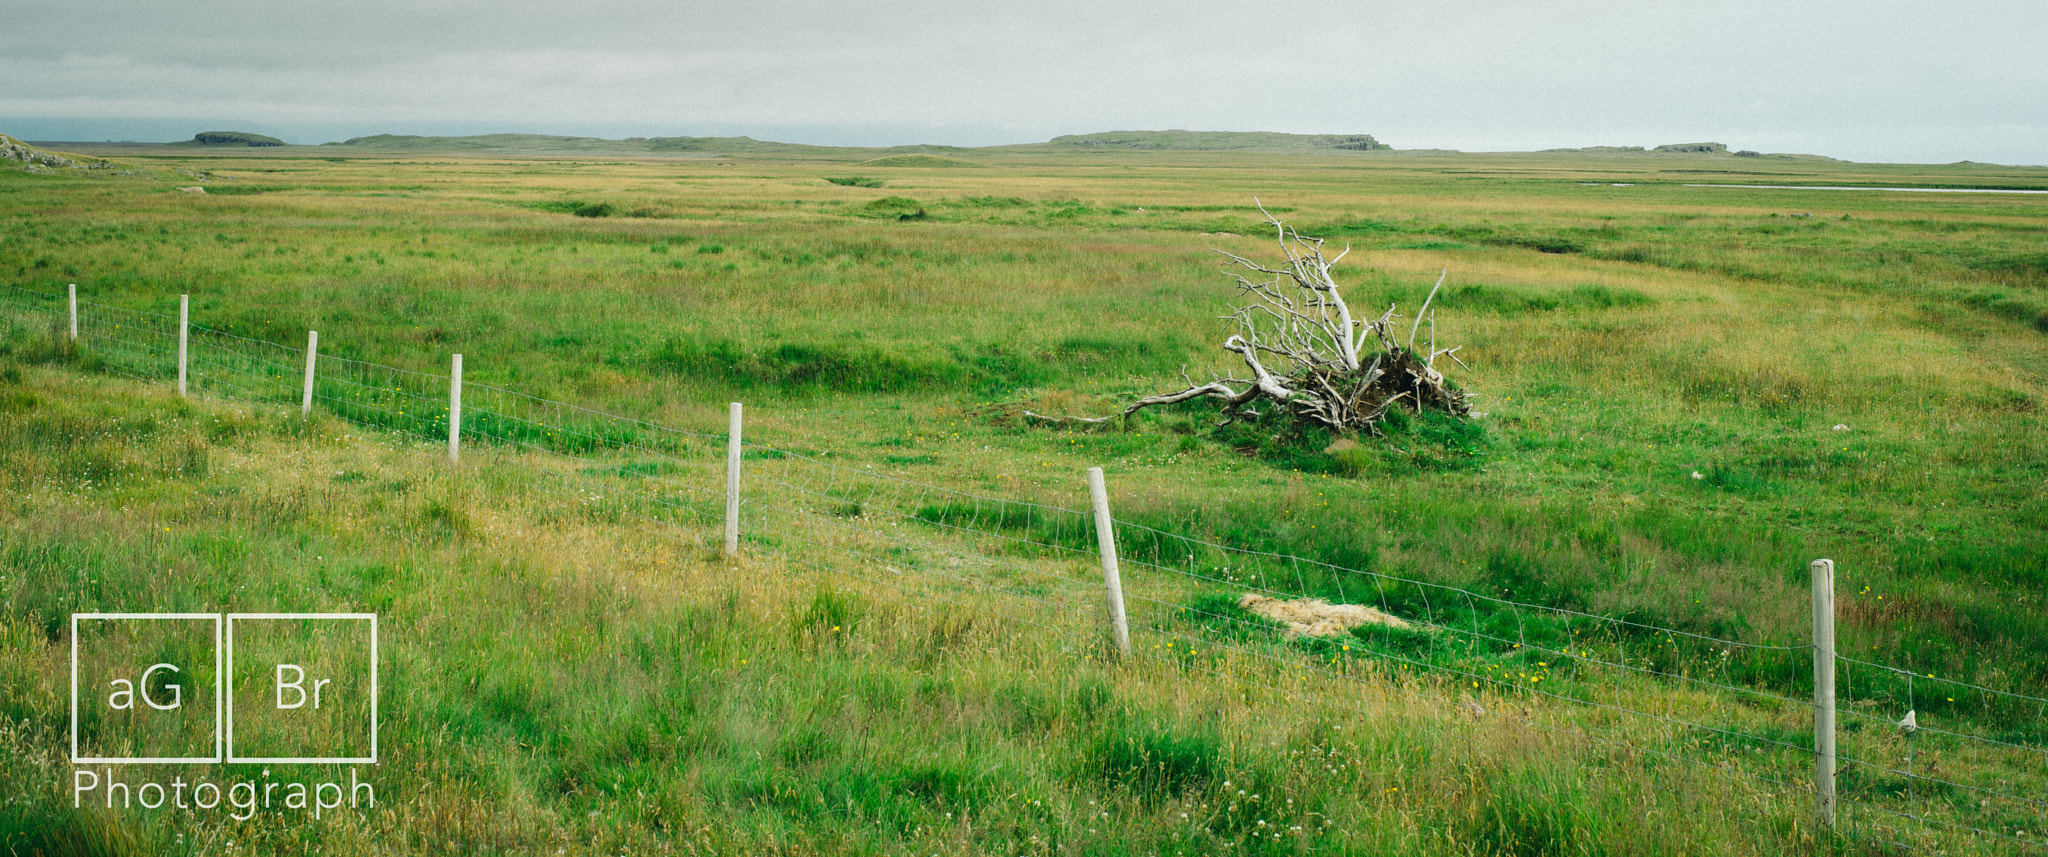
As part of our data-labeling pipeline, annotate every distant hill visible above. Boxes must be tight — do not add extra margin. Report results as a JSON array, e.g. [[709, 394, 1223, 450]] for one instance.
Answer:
[[192, 131, 285, 147], [333, 133, 622, 151], [1537, 142, 1838, 161], [854, 154, 980, 167], [313, 130, 1392, 157], [29, 128, 1868, 164], [1042, 130, 1389, 152], [645, 136, 843, 155], [1652, 142, 1727, 154]]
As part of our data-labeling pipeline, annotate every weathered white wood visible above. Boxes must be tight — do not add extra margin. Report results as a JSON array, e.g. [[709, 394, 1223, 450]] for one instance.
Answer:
[[177, 295, 188, 398], [1079, 210, 1469, 433], [301, 331, 319, 418], [448, 353, 462, 465], [724, 402, 743, 558], [1812, 558, 1837, 829], [67, 284, 77, 341], [1407, 270, 1447, 352], [1088, 467, 1132, 657]]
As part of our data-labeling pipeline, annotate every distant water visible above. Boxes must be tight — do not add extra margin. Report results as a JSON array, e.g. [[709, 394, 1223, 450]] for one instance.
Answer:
[[1683, 183, 2048, 195]]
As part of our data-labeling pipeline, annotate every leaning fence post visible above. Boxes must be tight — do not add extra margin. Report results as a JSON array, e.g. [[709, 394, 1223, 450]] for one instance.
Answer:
[[1812, 558, 1837, 830], [448, 353, 462, 465], [1088, 467, 1133, 657], [67, 284, 77, 342], [724, 402, 742, 558], [301, 331, 319, 418], [176, 294, 189, 398]]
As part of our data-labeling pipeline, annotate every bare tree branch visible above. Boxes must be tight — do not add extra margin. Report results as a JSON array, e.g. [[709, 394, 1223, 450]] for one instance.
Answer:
[[1049, 205, 1472, 436]]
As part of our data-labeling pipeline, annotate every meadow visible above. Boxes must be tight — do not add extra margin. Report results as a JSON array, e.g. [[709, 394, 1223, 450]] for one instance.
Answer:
[[1, 141, 2044, 855]]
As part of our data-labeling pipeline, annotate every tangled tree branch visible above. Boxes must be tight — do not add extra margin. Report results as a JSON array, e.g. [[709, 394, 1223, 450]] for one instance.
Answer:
[[1030, 202, 1472, 435]]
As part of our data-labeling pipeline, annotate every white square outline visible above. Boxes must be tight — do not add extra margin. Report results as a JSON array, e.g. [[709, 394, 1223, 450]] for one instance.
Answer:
[[224, 613, 377, 765], [70, 613, 223, 765]]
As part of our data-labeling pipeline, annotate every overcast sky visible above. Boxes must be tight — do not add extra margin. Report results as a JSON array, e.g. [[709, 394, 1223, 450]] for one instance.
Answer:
[[4, 0, 2044, 164]]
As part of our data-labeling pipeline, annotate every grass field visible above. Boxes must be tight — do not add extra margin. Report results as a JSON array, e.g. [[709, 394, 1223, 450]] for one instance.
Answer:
[[2, 142, 2045, 855]]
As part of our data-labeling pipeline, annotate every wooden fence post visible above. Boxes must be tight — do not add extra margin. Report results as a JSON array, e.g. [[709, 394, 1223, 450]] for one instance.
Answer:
[[1088, 467, 1132, 657], [1812, 558, 1837, 830], [448, 353, 462, 465], [724, 402, 742, 558], [177, 294, 188, 398], [67, 284, 77, 342], [301, 331, 318, 418]]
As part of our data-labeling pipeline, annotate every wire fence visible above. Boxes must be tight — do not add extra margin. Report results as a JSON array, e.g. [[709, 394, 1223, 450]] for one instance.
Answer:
[[3, 283, 2043, 851]]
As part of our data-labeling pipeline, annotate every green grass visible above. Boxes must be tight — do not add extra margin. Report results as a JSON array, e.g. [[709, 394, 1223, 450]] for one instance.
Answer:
[[2, 146, 2045, 854]]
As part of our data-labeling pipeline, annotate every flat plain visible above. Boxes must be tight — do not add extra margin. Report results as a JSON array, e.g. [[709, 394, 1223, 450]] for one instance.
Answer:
[[2, 140, 2044, 855]]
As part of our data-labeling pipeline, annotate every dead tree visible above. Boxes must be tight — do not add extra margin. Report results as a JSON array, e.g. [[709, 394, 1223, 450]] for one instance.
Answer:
[[1031, 204, 1472, 435]]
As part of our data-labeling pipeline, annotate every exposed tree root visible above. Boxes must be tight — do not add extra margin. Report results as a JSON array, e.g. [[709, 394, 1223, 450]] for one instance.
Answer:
[[1053, 203, 1473, 436]]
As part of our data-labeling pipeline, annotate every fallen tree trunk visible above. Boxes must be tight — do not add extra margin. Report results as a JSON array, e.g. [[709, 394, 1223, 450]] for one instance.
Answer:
[[1036, 203, 1472, 435]]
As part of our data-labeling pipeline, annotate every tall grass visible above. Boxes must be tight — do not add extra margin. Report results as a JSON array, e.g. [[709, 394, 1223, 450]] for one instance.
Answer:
[[2, 148, 2044, 853], [0, 364, 1883, 855]]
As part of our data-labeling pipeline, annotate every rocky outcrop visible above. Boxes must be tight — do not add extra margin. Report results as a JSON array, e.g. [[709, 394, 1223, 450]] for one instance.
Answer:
[[2, 134, 124, 172], [2, 134, 78, 168]]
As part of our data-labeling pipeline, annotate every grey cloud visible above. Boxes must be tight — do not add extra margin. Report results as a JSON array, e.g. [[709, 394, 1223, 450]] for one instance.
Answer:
[[4, 0, 2044, 163]]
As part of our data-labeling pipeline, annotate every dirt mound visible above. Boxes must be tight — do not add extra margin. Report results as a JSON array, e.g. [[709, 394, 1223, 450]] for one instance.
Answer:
[[1238, 593, 1409, 639]]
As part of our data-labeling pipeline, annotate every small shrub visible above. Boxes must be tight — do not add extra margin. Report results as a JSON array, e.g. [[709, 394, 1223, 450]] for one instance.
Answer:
[[572, 202, 614, 218], [825, 176, 883, 188]]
